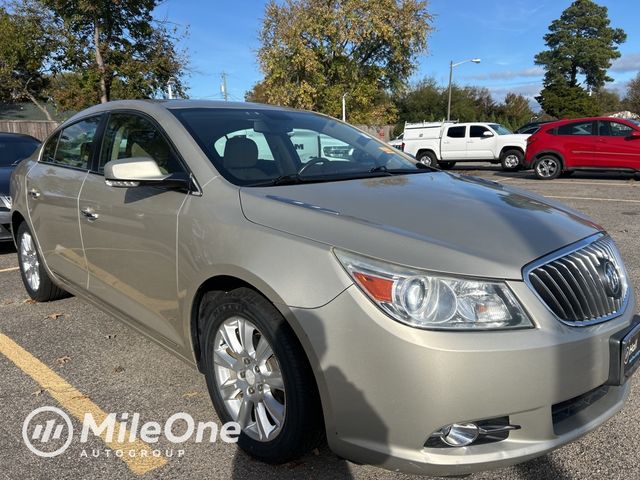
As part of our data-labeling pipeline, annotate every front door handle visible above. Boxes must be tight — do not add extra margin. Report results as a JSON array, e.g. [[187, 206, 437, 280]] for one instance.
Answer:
[[28, 188, 41, 199], [80, 207, 99, 221]]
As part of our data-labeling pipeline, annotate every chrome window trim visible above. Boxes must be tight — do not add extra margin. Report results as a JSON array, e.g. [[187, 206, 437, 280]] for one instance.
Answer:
[[522, 233, 630, 327]]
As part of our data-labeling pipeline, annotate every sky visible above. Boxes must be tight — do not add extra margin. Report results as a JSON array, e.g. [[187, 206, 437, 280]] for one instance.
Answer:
[[153, 0, 640, 109]]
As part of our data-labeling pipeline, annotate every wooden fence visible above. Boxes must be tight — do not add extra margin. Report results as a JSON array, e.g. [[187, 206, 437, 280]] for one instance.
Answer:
[[0, 120, 58, 141]]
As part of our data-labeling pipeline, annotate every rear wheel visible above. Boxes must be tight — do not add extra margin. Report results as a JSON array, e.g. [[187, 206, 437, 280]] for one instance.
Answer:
[[438, 161, 456, 170], [16, 222, 68, 302], [534, 156, 562, 180], [417, 151, 437, 167], [500, 149, 524, 171], [200, 287, 324, 464]]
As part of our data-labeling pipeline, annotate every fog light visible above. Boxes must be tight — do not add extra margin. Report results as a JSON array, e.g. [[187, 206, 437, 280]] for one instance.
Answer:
[[441, 423, 479, 447]]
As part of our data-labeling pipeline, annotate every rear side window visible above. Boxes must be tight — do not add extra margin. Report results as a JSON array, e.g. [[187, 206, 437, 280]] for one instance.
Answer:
[[99, 113, 184, 174], [51, 116, 102, 169], [0, 137, 40, 166], [447, 126, 466, 138], [557, 121, 593, 136]]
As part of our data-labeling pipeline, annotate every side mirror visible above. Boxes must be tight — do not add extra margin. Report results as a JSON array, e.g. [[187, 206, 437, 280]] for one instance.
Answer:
[[482, 131, 494, 137], [628, 131, 640, 139], [104, 157, 190, 190]]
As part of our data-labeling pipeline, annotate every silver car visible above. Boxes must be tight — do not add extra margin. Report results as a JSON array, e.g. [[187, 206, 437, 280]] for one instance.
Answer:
[[10, 100, 640, 476]]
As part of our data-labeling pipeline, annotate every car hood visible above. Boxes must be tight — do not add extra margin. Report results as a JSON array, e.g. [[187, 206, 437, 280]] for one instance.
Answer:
[[0, 166, 13, 195], [239, 172, 600, 280]]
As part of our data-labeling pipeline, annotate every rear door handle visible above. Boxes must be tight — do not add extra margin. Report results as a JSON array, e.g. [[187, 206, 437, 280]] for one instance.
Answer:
[[28, 188, 41, 199], [80, 207, 99, 221]]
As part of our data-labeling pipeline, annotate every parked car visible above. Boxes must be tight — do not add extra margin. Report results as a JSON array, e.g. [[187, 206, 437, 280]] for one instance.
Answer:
[[402, 121, 530, 171], [524, 117, 640, 179], [388, 132, 403, 150], [0, 132, 39, 242], [514, 121, 553, 135], [10, 100, 640, 476]]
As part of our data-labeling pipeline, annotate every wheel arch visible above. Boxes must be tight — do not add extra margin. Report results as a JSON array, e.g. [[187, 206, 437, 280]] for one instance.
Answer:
[[11, 210, 26, 245], [534, 150, 565, 168], [499, 146, 525, 158], [415, 148, 438, 161]]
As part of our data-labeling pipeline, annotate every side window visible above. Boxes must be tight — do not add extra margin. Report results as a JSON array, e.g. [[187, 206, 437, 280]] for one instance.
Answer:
[[41, 132, 59, 163], [557, 121, 593, 136], [99, 113, 183, 174], [447, 126, 466, 138], [604, 121, 633, 137], [469, 126, 490, 138], [52, 117, 101, 169]]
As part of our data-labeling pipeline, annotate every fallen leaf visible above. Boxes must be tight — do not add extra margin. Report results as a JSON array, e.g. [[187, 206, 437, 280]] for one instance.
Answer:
[[23, 299, 36, 304], [32, 389, 46, 397], [113, 366, 125, 373], [56, 356, 71, 365], [3, 300, 14, 305], [182, 391, 201, 398], [46, 313, 65, 320]]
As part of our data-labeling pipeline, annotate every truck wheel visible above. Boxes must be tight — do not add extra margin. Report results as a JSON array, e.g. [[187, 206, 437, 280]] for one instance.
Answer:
[[417, 151, 437, 167], [438, 161, 456, 170], [534, 156, 562, 180], [500, 150, 523, 171]]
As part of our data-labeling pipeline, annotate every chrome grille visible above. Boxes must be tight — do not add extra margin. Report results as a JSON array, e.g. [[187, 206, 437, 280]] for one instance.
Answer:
[[527, 236, 628, 326]]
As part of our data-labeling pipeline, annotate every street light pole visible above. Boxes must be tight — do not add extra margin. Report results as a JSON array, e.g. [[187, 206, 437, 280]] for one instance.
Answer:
[[446, 58, 481, 121]]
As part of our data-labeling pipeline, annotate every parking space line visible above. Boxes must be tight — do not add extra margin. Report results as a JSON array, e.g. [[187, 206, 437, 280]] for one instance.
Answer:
[[546, 195, 640, 204], [0, 333, 168, 475], [0, 267, 19, 273], [506, 180, 638, 187]]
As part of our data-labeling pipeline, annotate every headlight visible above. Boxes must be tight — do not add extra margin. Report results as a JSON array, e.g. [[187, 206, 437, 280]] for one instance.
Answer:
[[335, 249, 532, 330], [0, 196, 11, 209]]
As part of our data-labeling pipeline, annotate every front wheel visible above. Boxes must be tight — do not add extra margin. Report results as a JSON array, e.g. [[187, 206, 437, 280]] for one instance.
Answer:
[[201, 287, 324, 464], [534, 156, 562, 180], [16, 222, 68, 302], [500, 149, 524, 171]]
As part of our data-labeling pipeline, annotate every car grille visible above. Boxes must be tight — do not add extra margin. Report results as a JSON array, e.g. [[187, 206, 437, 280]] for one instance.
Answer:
[[527, 236, 628, 326]]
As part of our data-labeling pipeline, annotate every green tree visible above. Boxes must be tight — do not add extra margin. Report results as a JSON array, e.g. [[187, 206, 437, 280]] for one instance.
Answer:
[[498, 93, 534, 130], [41, 0, 188, 108], [594, 88, 621, 113], [250, 0, 433, 124], [535, 0, 626, 117], [0, 3, 58, 119], [623, 73, 640, 114]]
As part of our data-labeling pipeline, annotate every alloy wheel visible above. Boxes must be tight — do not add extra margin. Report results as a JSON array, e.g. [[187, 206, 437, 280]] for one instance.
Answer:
[[20, 232, 40, 292], [536, 158, 559, 178], [504, 154, 520, 169], [212, 316, 286, 442]]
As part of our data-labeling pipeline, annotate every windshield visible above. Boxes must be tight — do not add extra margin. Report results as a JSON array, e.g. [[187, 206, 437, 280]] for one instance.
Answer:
[[171, 108, 423, 186], [489, 124, 513, 135], [0, 137, 40, 167]]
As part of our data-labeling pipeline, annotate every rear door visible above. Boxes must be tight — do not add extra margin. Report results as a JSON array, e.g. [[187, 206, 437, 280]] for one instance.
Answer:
[[78, 112, 190, 345], [441, 125, 467, 160], [26, 115, 102, 287], [596, 120, 640, 169], [556, 120, 597, 167], [466, 125, 495, 160]]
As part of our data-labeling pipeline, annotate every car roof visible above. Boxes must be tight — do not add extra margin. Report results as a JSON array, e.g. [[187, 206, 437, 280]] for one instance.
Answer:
[[0, 132, 40, 142], [541, 116, 637, 128]]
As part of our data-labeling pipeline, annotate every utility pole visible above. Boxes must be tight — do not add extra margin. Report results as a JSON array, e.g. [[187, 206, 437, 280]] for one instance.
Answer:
[[446, 58, 481, 121], [342, 93, 348, 122], [221, 72, 229, 101]]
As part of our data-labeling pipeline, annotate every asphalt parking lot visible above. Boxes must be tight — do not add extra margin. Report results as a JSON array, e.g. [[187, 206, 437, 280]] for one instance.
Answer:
[[0, 165, 639, 480]]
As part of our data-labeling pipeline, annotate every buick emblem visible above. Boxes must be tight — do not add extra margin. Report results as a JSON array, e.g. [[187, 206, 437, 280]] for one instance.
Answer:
[[601, 260, 622, 299]]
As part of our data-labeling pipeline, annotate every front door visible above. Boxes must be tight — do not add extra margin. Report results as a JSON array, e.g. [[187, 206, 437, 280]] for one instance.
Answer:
[[441, 125, 467, 160], [26, 116, 102, 287], [556, 120, 598, 167], [596, 120, 640, 169], [78, 112, 189, 345], [466, 125, 496, 160]]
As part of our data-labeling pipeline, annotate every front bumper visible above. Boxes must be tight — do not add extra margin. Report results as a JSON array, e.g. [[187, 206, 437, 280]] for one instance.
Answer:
[[0, 210, 12, 241], [290, 280, 637, 476]]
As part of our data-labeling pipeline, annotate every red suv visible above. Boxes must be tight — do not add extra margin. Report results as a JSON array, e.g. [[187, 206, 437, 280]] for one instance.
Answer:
[[524, 117, 640, 179]]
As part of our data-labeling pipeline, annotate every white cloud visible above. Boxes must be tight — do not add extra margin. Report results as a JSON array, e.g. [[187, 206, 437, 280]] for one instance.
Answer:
[[611, 53, 640, 73]]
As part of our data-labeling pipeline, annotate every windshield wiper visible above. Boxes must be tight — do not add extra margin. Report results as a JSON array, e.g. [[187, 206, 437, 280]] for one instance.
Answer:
[[246, 174, 308, 187]]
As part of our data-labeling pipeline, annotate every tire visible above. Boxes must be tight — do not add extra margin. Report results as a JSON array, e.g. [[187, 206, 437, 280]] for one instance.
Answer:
[[200, 287, 324, 464], [500, 149, 524, 171], [560, 170, 574, 178], [534, 155, 562, 180], [417, 151, 437, 167], [438, 161, 456, 170], [16, 222, 68, 302]]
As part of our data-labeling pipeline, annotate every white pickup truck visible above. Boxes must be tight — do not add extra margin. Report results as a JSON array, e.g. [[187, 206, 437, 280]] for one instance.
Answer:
[[402, 121, 530, 171]]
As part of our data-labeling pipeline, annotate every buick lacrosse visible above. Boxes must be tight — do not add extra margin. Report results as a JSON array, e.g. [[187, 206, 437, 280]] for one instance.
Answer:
[[10, 100, 640, 476]]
